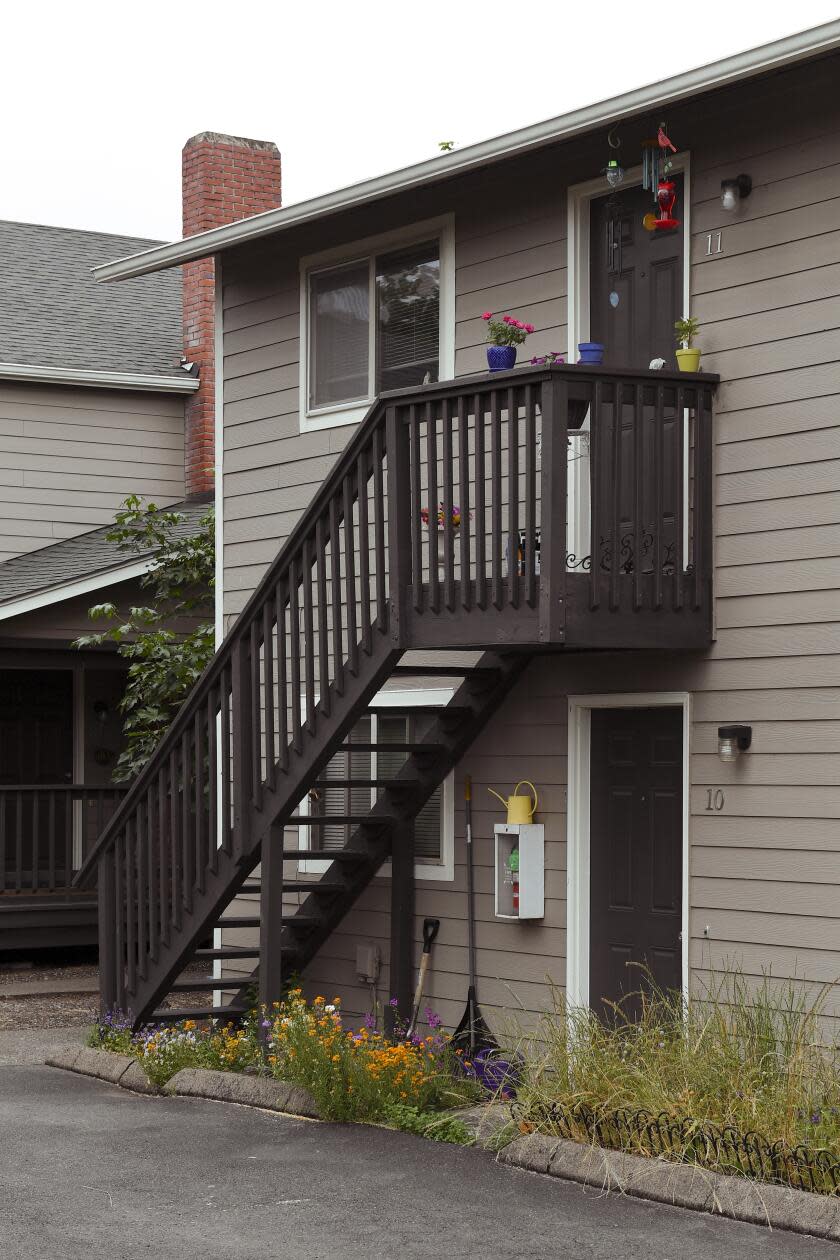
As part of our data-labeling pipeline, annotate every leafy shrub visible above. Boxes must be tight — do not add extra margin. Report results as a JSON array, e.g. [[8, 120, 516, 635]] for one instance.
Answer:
[[74, 496, 214, 780], [383, 1103, 474, 1145]]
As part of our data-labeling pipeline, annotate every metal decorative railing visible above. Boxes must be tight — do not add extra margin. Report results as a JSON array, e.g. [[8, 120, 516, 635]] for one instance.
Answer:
[[515, 1100, 840, 1196], [74, 363, 715, 1020]]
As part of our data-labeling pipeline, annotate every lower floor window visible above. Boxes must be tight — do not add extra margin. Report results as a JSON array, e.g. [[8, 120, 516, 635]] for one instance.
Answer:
[[307, 709, 450, 873]]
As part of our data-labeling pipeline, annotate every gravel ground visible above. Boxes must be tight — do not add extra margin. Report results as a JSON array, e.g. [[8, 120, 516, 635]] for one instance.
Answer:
[[0, 955, 213, 1029]]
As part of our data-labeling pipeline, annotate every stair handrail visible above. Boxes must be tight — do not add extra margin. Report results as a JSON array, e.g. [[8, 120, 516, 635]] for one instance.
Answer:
[[73, 389, 394, 886], [74, 363, 555, 886]]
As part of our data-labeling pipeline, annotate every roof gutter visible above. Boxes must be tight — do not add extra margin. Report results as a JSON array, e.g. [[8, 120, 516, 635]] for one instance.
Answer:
[[93, 20, 840, 284], [0, 361, 200, 394]]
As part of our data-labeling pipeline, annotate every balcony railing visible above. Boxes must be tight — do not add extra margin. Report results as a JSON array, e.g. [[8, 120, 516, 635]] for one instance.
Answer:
[[0, 785, 129, 897], [387, 363, 716, 649]]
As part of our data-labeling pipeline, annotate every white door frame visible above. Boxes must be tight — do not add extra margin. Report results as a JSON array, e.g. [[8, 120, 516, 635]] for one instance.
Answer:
[[566, 691, 691, 1010], [566, 153, 692, 359]]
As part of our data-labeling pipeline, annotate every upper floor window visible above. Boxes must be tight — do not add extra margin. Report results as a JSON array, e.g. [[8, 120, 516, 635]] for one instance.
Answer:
[[301, 218, 454, 431]]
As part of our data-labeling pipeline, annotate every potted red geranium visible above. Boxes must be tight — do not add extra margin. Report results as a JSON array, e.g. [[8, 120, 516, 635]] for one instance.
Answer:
[[482, 312, 535, 372]]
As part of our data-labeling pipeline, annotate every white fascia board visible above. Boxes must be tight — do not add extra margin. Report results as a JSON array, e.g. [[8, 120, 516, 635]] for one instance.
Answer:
[[0, 558, 153, 623], [91, 21, 840, 285], [0, 362, 200, 394]]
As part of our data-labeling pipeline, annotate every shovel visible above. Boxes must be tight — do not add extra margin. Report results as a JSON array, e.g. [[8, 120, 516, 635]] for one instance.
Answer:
[[406, 917, 440, 1039]]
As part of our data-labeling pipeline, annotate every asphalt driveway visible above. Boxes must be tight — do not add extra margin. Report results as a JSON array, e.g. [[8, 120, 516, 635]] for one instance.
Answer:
[[0, 1064, 835, 1260]]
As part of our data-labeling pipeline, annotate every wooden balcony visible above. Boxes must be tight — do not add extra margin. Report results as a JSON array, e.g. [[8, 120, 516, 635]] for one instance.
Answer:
[[386, 363, 717, 652], [0, 784, 128, 948]]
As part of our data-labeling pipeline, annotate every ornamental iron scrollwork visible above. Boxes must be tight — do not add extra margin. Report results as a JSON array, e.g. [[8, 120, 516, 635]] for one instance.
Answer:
[[511, 1100, 840, 1196]]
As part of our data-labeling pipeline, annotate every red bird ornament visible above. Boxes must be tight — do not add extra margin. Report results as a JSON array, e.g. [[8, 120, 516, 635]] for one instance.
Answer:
[[658, 124, 677, 154]]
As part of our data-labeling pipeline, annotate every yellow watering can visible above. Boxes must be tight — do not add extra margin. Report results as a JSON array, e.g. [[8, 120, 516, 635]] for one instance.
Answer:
[[488, 780, 538, 825]]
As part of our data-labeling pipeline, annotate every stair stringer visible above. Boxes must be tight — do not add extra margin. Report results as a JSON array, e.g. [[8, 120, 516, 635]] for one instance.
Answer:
[[223, 651, 533, 1007]]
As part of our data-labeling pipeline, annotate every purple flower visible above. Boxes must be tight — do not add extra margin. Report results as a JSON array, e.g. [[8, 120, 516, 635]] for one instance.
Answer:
[[363, 1011, 377, 1030], [389, 997, 399, 1008], [424, 1007, 443, 1029], [261, 1019, 271, 1028]]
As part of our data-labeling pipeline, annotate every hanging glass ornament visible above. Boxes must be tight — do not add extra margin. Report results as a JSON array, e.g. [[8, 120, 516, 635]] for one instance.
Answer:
[[603, 125, 624, 188], [653, 178, 680, 231]]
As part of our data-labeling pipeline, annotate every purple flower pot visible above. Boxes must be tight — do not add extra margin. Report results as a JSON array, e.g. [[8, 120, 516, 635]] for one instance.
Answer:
[[577, 341, 605, 365], [487, 345, 517, 372]]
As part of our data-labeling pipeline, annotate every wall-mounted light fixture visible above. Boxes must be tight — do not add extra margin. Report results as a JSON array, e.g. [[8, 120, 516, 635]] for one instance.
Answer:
[[93, 699, 110, 726], [720, 174, 752, 212], [717, 724, 752, 763]]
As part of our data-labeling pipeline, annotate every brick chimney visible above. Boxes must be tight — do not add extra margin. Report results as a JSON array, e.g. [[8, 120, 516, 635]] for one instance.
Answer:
[[182, 132, 282, 497]]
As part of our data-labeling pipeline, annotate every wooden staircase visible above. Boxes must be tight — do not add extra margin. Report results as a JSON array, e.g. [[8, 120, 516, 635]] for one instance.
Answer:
[[75, 363, 715, 1027]]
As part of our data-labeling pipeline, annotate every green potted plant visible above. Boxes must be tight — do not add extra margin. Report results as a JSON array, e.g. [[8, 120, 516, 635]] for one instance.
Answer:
[[674, 316, 701, 373]]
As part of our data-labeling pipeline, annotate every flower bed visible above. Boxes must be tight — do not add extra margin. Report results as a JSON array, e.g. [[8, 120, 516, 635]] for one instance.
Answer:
[[510, 975, 840, 1196], [89, 991, 480, 1135]]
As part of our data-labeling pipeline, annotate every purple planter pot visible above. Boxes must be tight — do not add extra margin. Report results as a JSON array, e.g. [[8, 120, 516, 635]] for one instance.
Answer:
[[487, 345, 517, 372]]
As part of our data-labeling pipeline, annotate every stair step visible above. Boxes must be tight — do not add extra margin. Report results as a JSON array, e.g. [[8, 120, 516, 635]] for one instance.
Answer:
[[390, 665, 498, 678], [311, 778, 419, 789], [242, 879, 348, 895], [284, 913, 321, 929], [281, 849, 370, 861], [194, 946, 260, 961], [366, 704, 466, 716], [217, 915, 261, 928], [150, 1006, 248, 1023], [282, 879, 346, 892], [339, 743, 442, 753], [169, 977, 249, 993], [288, 814, 393, 826]]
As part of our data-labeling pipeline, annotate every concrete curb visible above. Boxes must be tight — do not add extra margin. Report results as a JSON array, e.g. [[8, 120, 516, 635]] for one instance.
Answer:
[[164, 1068, 321, 1119], [44, 1050, 319, 1117], [44, 1045, 160, 1094], [497, 1133, 840, 1242]]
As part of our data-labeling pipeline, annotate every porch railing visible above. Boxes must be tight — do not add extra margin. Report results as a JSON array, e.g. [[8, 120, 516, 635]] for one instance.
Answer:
[[0, 785, 129, 896]]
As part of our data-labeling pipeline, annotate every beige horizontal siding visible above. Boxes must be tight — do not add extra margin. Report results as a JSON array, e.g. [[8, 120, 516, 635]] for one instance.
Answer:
[[0, 383, 185, 564]]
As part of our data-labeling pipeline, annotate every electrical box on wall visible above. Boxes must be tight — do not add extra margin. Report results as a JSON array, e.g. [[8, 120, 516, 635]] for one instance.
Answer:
[[494, 824, 544, 920]]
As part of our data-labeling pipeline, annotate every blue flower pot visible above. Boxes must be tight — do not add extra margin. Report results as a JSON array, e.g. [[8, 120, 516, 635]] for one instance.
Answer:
[[578, 341, 605, 365], [487, 345, 517, 372]]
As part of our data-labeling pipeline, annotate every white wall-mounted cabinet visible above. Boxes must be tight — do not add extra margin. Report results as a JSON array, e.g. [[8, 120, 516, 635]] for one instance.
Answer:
[[494, 823, 545, 920]]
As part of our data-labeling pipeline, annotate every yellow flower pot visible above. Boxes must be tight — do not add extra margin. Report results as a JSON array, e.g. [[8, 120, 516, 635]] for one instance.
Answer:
[[676, 347, 702, 373]]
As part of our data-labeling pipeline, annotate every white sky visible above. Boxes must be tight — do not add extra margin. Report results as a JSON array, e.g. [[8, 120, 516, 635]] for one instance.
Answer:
[[3, 2, 838, 244]]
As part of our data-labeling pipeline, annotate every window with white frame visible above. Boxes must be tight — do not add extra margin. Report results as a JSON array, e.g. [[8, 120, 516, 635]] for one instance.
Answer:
[[302, 704, 454, 880], [301, 220, 453, 430]]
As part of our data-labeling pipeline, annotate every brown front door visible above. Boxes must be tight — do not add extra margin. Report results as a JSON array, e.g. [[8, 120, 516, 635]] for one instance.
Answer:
[[589, 176, 684, 369], [589, 706, 683, 1019]]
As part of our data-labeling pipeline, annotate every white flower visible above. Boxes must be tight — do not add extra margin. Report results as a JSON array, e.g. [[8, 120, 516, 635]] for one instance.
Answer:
[[325, 1004, 336, 1013]]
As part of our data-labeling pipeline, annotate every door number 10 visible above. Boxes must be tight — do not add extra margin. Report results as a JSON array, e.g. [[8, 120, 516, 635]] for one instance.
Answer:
[[705, 788, 726, 812]]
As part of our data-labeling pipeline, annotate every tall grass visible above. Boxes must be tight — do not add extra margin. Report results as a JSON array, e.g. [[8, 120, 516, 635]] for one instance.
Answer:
[[512, 971, 840, 1158]]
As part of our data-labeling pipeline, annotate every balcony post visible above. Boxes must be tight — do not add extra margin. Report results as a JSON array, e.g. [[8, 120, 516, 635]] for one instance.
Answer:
[[231, 631, 254, 861], [385, 406, 412, 649], [97, 848, 118, 1016], [258, 822, 285, 1015], [387, 817, 415, 1035], [538, 374, 568, 644]]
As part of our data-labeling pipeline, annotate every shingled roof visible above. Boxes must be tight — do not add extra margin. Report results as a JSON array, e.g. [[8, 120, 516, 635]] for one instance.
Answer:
[[0, 220, 182, 377], [0, 497, 212, 614]]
